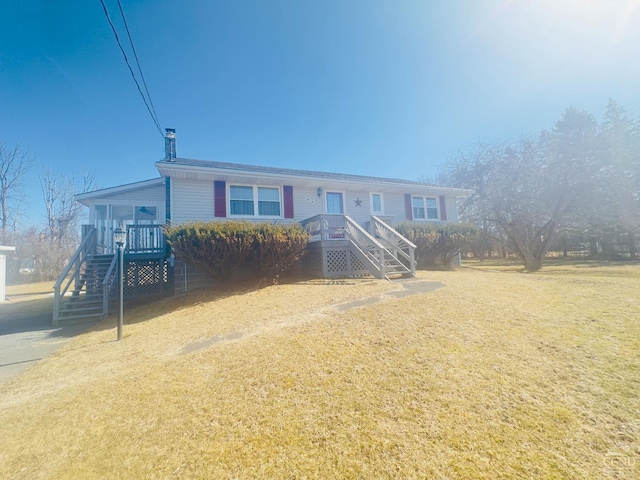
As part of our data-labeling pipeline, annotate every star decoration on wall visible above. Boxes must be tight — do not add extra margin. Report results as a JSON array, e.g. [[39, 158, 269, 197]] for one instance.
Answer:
[[354, 198, 363, 207]]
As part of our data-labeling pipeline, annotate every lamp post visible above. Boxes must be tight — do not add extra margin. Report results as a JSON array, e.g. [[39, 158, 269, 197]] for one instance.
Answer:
[[114, 227, 127, 341]]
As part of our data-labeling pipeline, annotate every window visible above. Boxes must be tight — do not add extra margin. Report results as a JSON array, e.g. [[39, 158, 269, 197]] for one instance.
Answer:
[[230, 186, 254, 215], [371, 193, 383, 214], [412, 197, 425, 219], [258, 187, 280, 216], [230, 185, 281, 217], [426, 198, 438, 219], [412, 196, 438, 220]]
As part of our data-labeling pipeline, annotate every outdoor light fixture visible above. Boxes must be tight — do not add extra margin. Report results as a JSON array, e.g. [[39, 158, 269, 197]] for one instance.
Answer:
[[114, 227, 126, 341], [114, 227, 126, 247], [317, 187, 322, 197]]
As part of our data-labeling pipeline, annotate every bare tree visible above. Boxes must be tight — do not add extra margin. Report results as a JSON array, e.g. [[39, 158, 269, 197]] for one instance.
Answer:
[[40, 167, 92, 245], [36, 168, 96, 280], [0, 142, 34, 243]]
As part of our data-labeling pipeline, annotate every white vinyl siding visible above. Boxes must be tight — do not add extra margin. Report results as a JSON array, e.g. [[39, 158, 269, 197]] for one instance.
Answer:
[[91, 183, 165, 204], [172, 178, 215, 224], [292, 186, 324, 220], [443, 196, 457, 221]]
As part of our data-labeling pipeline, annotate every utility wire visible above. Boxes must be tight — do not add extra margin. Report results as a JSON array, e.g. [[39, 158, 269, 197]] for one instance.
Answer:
[[99, 0, 164, 137], [115, 0, 162, 132]]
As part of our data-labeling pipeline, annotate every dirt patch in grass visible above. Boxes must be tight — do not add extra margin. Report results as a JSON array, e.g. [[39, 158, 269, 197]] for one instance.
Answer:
[[0, 268, 639, 479]]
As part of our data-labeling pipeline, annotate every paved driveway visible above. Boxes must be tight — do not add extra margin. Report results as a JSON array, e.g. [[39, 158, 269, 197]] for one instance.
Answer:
[[0, 293, 96, 385]]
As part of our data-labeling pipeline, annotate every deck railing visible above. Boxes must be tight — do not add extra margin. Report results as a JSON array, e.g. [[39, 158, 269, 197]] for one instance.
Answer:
[[300, 214, 348, 241], [371, 216, 416, 276], [126, 224, 165, 255]]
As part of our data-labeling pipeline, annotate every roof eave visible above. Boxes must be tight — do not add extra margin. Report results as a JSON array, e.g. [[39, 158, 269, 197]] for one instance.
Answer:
[[156, 160, 473, 197], [74, 177, 165, 205]]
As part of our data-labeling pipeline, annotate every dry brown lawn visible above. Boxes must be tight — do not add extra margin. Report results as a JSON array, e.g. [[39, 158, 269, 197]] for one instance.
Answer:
[[0, 265, 638, 479]]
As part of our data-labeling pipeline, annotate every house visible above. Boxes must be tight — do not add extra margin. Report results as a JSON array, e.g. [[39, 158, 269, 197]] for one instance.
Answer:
[[53, 129, 470, 325], [0, 245, 16, 303]]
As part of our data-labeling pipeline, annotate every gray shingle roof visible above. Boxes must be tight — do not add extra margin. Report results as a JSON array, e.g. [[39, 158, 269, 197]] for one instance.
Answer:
[[157, 157, 447, 189]]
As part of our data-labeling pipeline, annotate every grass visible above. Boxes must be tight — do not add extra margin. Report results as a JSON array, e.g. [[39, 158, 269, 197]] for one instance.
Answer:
[[5, 280, 54, 297], [0, 266, 639, 479], [2, 282, 54, 322]]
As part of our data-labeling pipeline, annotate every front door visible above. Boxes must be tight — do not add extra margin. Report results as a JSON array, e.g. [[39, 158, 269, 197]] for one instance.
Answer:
[[326, 192, 344, 214]]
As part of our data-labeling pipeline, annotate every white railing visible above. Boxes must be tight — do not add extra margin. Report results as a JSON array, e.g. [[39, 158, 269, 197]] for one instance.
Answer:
[[300, 214, 348, 241], [343, 216, 387, 276], [301, 214, 386, 278], [371, 216, 416, 276]]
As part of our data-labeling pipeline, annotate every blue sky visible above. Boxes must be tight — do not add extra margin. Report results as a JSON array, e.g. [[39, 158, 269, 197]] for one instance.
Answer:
[[2, 0, 640, 227]]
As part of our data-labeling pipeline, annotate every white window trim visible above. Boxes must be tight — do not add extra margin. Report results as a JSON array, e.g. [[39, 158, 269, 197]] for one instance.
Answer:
[[325, 190, 347, 215], [370, 192, 384, 215], [411, 195, 439, 221], [227, 184, 283, 219]]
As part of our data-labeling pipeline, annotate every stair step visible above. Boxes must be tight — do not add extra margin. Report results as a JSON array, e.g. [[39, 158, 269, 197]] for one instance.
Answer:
[[60, 303, 103, 312], [55, 313, 104, 325], [65, 296, 104, 303]]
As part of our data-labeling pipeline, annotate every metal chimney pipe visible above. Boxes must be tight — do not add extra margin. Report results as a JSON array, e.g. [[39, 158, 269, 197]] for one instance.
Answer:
[[164, 128, 176, 160]]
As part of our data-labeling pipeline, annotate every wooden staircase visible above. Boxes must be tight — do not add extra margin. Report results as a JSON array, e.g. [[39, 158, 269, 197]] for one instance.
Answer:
[[337, 215, 414, 280], [300, 214, 416, 280], [55, 254, 117, 325], [381, 250, 412, 279]]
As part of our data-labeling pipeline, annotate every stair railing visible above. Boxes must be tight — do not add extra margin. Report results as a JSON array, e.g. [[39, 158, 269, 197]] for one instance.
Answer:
[[53, 228, 97, 326], [371, 216, 416, 276], [343, 215, 386, 278]]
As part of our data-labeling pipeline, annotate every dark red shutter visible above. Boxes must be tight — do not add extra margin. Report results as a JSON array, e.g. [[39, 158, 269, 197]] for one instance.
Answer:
[[283, 185, 294, 219], [404, 194, 413, 220], [214, 181, 226, 217], [439, 195, 447, 221]]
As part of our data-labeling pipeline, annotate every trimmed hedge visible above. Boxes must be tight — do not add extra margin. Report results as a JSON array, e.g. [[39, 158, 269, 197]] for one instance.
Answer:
[[395, 222, 478, 269], [164, 221, 310, 281]]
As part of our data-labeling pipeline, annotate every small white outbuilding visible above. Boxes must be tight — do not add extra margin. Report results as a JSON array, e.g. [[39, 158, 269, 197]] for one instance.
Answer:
[[0, 245, 16, 303]]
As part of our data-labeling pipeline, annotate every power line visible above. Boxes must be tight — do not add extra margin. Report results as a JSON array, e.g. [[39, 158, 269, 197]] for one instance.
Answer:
[[99, 0, 164, 137], [115, 0, 162, 131]]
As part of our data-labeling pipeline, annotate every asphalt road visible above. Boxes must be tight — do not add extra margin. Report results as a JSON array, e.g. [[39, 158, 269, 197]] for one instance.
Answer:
[[0, 294, 96, 385]]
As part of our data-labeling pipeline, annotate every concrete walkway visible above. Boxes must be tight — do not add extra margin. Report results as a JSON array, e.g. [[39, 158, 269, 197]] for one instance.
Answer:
[[0, 293, 96, 385]]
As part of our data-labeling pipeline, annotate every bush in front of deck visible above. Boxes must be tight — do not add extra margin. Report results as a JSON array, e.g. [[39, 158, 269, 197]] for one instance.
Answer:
[[164, 221, 310, 281], [395, 222, 478, 269]]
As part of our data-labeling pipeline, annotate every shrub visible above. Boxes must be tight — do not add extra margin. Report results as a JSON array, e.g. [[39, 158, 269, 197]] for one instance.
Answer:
[[164, 221, 310, 281], [395, 222, 479, 269]]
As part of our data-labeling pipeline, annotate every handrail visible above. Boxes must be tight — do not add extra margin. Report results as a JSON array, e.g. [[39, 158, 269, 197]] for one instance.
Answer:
[[371, 216, 416, 276], [53, 228, 96, 325], [300, 214, 413, 279], [101, 252, 120, 318], [53, 228, 96, 290], [343, 215, 385, 277]]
